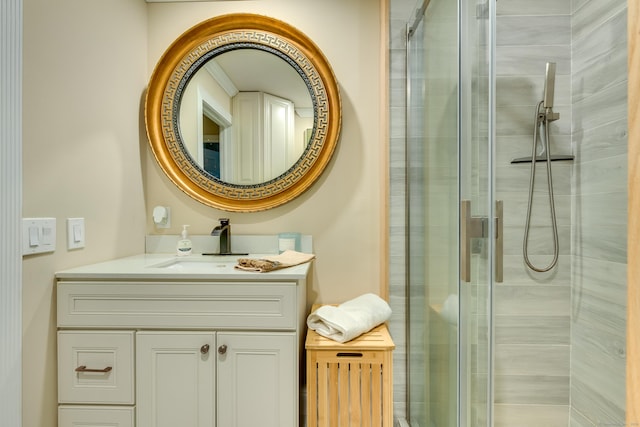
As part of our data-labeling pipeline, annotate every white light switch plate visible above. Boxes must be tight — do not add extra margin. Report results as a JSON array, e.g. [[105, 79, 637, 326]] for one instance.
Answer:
[[22, 218, 56, 255], [67, 218, 85, 250]]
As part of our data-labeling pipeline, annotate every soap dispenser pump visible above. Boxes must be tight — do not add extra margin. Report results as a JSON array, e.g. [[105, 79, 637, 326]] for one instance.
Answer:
[[177, 225, 192, 256]]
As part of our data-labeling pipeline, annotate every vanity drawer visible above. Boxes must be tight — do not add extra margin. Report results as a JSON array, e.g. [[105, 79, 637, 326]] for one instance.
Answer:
[[57, 281, 298, 330], [58, 405, 134, 427], [58, 331, 134, 404]]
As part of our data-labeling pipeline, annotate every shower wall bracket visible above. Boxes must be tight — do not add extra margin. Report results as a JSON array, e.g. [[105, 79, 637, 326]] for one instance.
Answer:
[[542, 109, 560, 122]]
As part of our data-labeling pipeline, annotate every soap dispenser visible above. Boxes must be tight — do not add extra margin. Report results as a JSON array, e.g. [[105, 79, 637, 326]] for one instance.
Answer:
[[177, 225, 192, 256]]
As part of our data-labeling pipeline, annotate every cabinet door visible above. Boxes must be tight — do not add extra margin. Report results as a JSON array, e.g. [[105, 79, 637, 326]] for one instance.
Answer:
[[230, 92, 262, 184], [262, 93, 295, 182], [137, 332, 215, 427], [217, 332, 297, 427]]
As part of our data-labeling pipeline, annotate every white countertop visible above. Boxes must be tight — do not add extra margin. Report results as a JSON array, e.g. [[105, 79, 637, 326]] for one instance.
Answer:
[[56, 253, 312, 281]]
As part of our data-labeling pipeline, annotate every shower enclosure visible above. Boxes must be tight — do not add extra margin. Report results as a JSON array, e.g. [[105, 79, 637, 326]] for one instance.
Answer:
[[403, 0, 628, 426], [407, 0, 494, 425]]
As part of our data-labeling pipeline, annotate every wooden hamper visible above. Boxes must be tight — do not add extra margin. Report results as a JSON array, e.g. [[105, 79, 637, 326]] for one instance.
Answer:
[[305, 311, 395, 427]]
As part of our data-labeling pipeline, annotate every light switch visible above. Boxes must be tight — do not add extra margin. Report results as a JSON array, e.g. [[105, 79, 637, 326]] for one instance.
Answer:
[[28, 226, 39, 246], [42, 226, 54, 245], [73, 224, 82, 242], [67, 218, 85, 250], [22, 218, 56, 255]]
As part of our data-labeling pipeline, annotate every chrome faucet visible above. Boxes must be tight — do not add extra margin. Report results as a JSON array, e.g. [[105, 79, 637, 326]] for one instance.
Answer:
[[211, 218, 231, 255]]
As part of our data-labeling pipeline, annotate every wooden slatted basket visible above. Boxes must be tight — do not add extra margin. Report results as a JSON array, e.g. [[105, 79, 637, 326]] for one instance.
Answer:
[[305, 307, 395, 427]]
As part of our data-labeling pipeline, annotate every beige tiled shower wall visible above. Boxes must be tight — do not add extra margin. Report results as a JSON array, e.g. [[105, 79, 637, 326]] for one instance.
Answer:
[[569, 0, 628, 425]]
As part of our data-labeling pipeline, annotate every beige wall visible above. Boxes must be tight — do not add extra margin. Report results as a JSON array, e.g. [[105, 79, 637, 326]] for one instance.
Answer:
[[22, 0, 148, 426], [21, 1, 383, 426], [145, 1, 385, 306]]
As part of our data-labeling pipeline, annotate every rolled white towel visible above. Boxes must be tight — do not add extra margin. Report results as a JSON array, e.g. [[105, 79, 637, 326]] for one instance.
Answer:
[[439, 294, 459, 326], [307, 293, 392, 343]]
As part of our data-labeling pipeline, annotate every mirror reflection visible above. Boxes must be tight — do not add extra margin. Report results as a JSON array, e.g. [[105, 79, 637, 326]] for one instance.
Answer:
[[178, 49, 314, 185]]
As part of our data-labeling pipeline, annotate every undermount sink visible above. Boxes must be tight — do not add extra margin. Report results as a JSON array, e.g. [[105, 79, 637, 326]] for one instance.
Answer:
[[148, 255, 239, 270]]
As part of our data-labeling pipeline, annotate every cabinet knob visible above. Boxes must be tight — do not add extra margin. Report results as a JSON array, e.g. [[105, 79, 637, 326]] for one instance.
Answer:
[[218, 344, 227, 355], [200, 344, 210, 355]]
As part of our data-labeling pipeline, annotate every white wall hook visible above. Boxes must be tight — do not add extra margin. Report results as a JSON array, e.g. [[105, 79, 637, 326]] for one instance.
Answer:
[[152, 206, 170, 228]]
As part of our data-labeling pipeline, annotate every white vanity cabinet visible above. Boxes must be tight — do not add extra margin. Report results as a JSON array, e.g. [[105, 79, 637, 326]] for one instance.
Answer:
[[135, 331, 296, 427], [216, 332, 297, 426], [56, 255, 309, 427], [136, 331, 216, 427]]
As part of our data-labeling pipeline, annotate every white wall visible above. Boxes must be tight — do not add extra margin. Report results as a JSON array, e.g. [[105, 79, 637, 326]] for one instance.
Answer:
[[145, 1, 385, 308], [22, 1, 148, 426], [1, 1, 23, 426]]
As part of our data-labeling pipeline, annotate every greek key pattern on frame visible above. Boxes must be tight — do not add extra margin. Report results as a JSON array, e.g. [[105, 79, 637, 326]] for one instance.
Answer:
[[161, 29, 330, 200]]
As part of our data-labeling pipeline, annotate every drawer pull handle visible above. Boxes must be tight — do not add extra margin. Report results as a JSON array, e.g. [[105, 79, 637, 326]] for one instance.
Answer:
[[200, 344, 210, 355], [75, 365, 113, 373], [336, 352, 363, 358], [218, 344, 227, 355]]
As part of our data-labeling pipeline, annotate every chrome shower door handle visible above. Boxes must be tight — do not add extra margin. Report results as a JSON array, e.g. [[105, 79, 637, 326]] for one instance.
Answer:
[[461, 200, 486, 282], [460, 200, 503, 283], [461, 200, 472, 282], [495, 200, 503, 283]]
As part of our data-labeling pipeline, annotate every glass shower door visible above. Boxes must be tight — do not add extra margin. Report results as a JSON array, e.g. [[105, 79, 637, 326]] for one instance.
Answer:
[[459, 0, 497, 425], [458, 0, 496, 424], [406, 0, 495, 426], [407, 0, 460, 425]]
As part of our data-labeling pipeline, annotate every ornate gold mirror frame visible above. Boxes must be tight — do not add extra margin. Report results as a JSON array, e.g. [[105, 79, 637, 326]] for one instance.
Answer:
[[145, 13, 341, 212]]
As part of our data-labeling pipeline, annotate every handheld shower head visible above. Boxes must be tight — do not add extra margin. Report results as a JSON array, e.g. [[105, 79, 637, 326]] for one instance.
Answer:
[[543, 62, 556, 109]]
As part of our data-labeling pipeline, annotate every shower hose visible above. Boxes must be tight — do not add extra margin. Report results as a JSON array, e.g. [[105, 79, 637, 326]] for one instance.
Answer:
[[523, 100, 559, 272]]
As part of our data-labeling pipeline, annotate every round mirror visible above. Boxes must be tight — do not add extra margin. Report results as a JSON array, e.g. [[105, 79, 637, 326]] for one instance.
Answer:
[[145, 14, 341, 212], [178, 48, 314, 185]]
